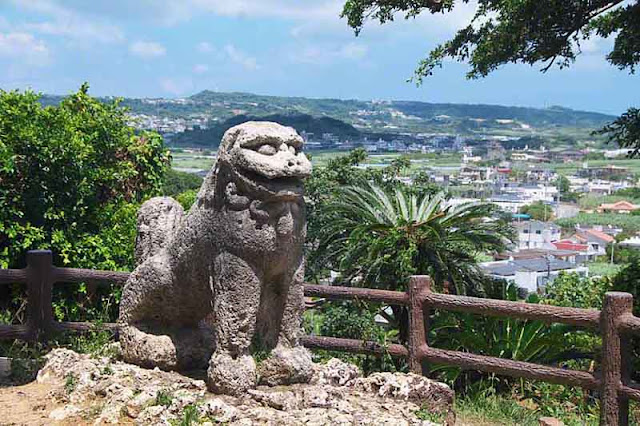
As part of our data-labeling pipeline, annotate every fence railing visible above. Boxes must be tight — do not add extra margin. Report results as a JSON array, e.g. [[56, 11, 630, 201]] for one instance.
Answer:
[[1, 250, 640, 425]]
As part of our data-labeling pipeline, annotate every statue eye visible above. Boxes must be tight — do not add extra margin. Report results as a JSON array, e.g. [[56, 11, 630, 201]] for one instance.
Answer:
[[257, 144, 277, 155]]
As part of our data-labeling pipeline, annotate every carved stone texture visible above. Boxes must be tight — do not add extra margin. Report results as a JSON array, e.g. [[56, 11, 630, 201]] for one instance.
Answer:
[[118, 121, 313, 396], [134, 197, 184, 266]]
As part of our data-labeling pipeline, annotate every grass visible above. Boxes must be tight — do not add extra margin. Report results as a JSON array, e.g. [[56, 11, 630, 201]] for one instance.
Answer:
[[556, 212, 640, 232], [587, 262, 622, 277], [64, 372, 77, 394], [453, 396, 640, 426], [170, 404, 202, 426], [155, 389, 173, 407], [169, 148, 463, 176]]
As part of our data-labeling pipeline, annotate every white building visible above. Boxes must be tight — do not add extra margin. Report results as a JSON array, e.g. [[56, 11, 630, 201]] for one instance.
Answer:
[[482, 258, 588, 293], [514, 221, 561, 250]]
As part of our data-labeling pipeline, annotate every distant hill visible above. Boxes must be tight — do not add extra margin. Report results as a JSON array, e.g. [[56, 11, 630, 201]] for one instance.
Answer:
[[186, 90, 615, 129], [171, 113, 360, 147], [38, 90, 616, 143]]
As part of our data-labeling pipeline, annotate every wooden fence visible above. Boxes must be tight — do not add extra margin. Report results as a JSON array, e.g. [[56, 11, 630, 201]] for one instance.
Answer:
[[2, 250, 640, 425]]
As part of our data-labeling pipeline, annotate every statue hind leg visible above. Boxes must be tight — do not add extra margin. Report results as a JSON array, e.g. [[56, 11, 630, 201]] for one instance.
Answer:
[[119, 256, 215, 371], [119, 196, 214, 371]]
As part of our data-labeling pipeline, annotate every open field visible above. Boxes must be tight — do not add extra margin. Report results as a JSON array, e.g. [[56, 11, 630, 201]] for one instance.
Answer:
[[551, 158, 640, 176], [171, 148, 462, 175]]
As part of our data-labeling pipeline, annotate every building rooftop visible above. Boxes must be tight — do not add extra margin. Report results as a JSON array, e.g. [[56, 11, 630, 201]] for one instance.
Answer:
[[482, 257, 576, 277], [495, 249, 579, 260], [513, 220, 560, 232]]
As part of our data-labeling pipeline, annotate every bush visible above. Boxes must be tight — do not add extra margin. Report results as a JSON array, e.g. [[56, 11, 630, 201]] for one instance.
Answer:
[[0, 85, 169, 357], [175, 189, 198, 211], [304, 300, 403, 374], [162, 169, 203, 196], [542, 272, 611, 310], [611, 257, 640, 381], [0, 84, 169, 269]]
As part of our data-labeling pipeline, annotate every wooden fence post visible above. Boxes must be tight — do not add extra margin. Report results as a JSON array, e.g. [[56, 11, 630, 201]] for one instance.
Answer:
[[408, 275, 431, 376], [601, 292, 633, 426], [26, 250, 54, 342]]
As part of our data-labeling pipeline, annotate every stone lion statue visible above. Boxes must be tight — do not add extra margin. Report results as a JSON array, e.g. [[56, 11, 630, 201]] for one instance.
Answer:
[[118, 121, 314, 395]]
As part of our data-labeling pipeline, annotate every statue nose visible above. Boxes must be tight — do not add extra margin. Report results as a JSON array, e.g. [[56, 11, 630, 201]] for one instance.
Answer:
[[285, 155, 311, 176]]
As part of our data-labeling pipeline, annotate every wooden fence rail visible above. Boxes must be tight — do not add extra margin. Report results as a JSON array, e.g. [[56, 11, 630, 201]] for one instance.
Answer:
[[1, 250, 640, 425]]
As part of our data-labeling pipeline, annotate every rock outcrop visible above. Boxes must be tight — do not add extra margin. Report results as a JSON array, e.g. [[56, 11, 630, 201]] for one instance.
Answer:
[[118, 122, 314, 394], [34, 348, 455, 425]]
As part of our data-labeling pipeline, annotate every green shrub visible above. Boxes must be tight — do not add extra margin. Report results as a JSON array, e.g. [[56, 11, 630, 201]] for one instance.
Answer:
[[0, 84, 169, 270], [175, 189, 198, 211], [0, 85, 170, 355], [162, 169, 203, 196]]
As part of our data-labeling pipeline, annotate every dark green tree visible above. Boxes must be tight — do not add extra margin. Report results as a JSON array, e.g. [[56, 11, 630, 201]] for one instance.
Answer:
[[520, 201, 555, 221], [0, 84, 170, 270], [342, 0, 639, 152]]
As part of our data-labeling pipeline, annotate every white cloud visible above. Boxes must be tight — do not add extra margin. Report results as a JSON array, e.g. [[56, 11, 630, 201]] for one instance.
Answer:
[[129, 41, 166, 59], [197, 41, 215, 53], [24, 20, 124, 44], [190, 0, 342, 20], [292, 41, 368, 65], [339, 42, 368, 59], [9, 0, 125, 44], [193, 64, 209, 74], [0, 32, 50, 65], [10, 0, 343, 26], [224, 44, 259, 70], [159, 77, 194, 95]]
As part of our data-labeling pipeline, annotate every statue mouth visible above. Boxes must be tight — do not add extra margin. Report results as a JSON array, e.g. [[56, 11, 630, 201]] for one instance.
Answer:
[[232, 166, 305, 200]]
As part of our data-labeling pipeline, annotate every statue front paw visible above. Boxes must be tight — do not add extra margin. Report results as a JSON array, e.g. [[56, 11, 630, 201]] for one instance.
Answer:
[[257, 345, 314, 386], [207, 353, 257, 396]]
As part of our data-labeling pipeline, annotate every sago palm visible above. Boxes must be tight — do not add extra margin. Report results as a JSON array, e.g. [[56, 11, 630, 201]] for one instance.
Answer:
[[314, 182, 515, 296]]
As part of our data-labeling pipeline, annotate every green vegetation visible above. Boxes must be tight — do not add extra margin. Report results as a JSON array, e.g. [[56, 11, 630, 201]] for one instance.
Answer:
[[520, 201, 554, 221], [586, 262, 622, 277], [0, 85, 168, 359], [611, 256, 640, 381], [314, 183, 513, 295], [64, 372, 77, 394], [163, 169, 203, 196], [556, 212, 640, 233], [170, 404, 202, 426], [155, 389, 173, 407], [0, 84, 169, 271], [173, 113, 360, 147]]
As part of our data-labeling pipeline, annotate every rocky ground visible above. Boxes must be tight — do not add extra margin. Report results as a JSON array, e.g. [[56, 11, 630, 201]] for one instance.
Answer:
[[0, 346, 454, 425]]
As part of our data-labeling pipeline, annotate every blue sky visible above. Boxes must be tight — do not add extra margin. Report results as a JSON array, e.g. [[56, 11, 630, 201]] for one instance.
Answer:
[[0, 0, 637, 115]]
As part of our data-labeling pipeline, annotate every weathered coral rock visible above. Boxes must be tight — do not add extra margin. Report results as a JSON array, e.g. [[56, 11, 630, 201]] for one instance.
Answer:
[[257, 345, 315, 386], [33, 349, 453, 425], [134, 197, 184, 265], [311, 357, 361, 386], [118, 121, 314, 394], [352, 372, 454, 410]]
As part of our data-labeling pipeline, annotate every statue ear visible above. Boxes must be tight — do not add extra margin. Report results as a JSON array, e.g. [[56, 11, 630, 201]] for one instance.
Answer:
[[194, 163, 219, 209]]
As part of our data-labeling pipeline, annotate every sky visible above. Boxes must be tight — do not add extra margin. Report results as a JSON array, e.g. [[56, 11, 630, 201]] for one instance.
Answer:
[[0, 0, 638, 115]]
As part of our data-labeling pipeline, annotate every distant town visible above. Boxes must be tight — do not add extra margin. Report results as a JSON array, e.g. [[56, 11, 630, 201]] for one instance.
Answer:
[[76, 92, 639, 295]]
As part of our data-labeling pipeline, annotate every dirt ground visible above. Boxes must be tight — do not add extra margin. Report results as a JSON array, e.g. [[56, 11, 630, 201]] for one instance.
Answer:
[[0, 381, 134, 426]]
